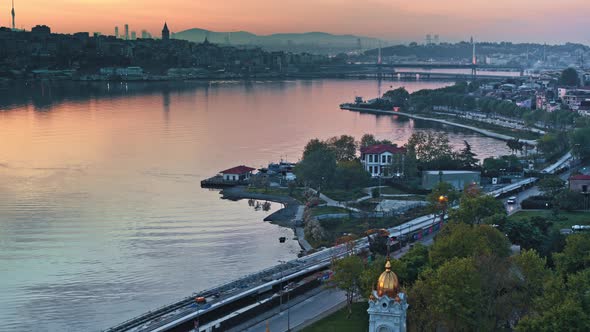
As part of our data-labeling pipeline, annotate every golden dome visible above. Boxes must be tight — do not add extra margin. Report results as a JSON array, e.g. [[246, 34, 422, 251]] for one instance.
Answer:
[[377, 258, 399, 298]]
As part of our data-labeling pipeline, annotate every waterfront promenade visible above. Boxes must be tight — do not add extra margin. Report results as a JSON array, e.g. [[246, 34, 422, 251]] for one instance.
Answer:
[[341, 105, 538, 146]]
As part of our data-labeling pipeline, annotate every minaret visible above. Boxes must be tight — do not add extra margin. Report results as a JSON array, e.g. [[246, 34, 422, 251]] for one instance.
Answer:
[[11, 0, 16, 30], [162, 22, 170, 41]]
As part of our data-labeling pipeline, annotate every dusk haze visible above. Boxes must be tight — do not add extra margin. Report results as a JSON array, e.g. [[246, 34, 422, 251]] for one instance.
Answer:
[[1, 1, 590, 332], [5, 0, 590, 43]]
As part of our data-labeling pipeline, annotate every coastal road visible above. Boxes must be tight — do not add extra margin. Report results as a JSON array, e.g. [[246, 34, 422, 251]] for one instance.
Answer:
[[504, 170, 572, 216], [236, 288, 347, 332], [231, 234, 436, 332]]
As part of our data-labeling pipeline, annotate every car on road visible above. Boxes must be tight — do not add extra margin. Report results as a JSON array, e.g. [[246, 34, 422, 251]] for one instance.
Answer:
[[506, 196, 517, 204]]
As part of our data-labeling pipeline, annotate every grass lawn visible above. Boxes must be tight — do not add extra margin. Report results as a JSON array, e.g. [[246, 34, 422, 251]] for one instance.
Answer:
[[322, 189, 367, 202], [509, 210, 590, 230], [247, 187, 289, 196], [301, 302, 369, 332], [310, 206, 350, 217], [379, 186, 410, 195], [246, 187, 308, 203]]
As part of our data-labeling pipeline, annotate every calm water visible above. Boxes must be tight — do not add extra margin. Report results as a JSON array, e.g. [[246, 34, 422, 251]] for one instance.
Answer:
[[0, 79, 511, 331]]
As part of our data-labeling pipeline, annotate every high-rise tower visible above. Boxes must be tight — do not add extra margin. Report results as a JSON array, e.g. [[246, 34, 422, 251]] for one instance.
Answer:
[[471, 36, 477, 78], [115, 26, 119, 38], [162, 22, 170, 41], [11, 0, 16, 30], [125, 24, 129, 40]]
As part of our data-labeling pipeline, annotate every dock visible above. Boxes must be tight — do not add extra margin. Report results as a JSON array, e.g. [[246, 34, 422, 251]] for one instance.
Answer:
[[200, 175, 249, 188]]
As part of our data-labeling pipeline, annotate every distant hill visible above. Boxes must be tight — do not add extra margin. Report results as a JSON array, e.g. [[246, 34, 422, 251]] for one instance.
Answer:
[[173, 28, 383, 53]]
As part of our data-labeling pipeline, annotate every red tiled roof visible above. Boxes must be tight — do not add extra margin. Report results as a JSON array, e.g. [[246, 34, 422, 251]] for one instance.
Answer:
[[360, 144, 406, 155], [570, 174, 590, 181], [220, 165, 256, 174]]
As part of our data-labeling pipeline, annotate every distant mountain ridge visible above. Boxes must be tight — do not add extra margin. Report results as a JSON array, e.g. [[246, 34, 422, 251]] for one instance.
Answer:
[[173, 28, 383, 52]]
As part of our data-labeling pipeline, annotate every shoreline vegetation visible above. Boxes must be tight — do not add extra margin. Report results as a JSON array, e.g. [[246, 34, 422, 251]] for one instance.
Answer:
[[341, 105, 539, 145]]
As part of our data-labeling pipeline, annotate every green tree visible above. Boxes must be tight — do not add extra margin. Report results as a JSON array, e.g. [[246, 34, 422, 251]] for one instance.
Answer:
[[294, 148, 337, 189], [360, 134, 378, 147], [409, 257, 482, 331], [537, 176, 565, 198], [558, 67, 580, 86], [383, 87, 410, 109], [517, 298, 590, 332], [326, 135, 358, 162], [571, 126, 590, 160], [333, 160, 370, 190], [426, 181, 460, 213], [512, 249, 551, 314], [500, 217, 546, 251], [429, 223, 511, 268], [555, 190, 584, 211], [400, 243, 429, 285], [553, 233, 590, 275], [457, 140, 479, 169], [332, 255, 364, 316], [302, 138, 330, 159], [507, 138, 525, 155], [406, 132, 454, 169], [450, 190, 506, 225]]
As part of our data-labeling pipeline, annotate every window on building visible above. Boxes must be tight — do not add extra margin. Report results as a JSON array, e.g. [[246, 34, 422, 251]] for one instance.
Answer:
[[583, 185, 588, 193], [388, 155, 392, 163], [382, 155, 386, 163]]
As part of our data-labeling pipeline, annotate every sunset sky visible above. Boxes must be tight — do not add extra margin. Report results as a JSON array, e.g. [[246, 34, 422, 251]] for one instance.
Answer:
[[4, 0, 590, 44]]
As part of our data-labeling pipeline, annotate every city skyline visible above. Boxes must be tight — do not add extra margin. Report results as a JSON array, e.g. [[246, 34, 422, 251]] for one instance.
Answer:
[[2, 0, 590, 44]]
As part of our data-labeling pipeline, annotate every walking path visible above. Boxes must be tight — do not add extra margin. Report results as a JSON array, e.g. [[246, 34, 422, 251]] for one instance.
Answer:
[[342, 105, 538, 146], [307, 188, 362, 212], [294, 206, 313, 252]]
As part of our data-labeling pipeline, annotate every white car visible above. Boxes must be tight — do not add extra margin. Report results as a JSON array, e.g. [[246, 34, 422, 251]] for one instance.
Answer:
[[506, 196, 517, 204]]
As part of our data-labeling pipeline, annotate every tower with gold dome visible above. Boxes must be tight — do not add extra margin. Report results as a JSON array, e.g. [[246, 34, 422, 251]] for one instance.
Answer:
[[367, 258, 408, 332]]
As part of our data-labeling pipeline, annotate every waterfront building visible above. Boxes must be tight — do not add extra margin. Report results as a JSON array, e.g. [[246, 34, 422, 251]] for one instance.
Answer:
[[220, 165, 255, 182], [368, 258, 408, 332], [131, 31, 136, 40], [162, 22, 170, 41], [569, 174, 590, 193], [360, 144, 406, 178], [421, 170, 481, 190]]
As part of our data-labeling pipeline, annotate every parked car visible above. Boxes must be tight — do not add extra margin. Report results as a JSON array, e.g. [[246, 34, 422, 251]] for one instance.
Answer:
[[507, 196, 517, 204]]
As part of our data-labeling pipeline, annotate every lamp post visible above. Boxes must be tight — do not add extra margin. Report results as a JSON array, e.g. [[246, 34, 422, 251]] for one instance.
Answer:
[[438, 195, 448, 224], [278, 260, 286, 314]]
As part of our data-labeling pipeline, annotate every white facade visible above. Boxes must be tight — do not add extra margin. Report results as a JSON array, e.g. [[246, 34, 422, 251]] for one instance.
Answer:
[[368, 291, 409, 332], [222, 172, 251, 181], [361, 152, 405, 178]]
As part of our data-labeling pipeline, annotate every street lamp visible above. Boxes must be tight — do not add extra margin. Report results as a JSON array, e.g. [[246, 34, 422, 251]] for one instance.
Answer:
[[277, 260, 290, 331], [438, 195, 449, 224]]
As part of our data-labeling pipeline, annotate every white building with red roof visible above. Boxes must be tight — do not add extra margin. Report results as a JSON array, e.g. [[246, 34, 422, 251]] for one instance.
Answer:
[[360, 144, 407, 178], [219, 165, 256, 182]]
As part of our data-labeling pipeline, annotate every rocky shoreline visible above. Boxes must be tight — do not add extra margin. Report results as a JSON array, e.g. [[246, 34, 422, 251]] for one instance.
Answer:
[[220, 186, 302, 228]]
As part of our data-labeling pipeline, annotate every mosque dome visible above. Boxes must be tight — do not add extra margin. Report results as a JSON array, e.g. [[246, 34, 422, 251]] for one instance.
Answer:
[[376, 258, 399, 298]]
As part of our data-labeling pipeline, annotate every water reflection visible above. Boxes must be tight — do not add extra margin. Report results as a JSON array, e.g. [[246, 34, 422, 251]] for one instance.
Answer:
[[0, 79, 511, 331]]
